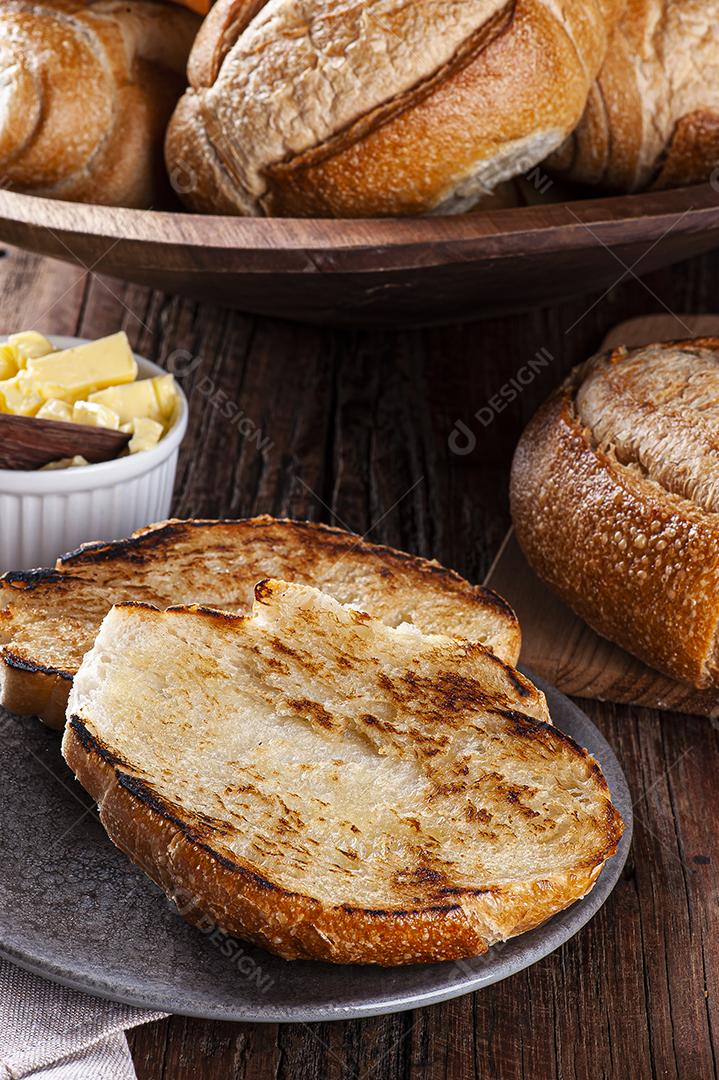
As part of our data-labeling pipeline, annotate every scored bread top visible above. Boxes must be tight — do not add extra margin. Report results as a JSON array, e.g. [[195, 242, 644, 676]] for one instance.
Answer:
[[190, 0, 511, 209], [0, 516, 519, 695], [576, 343, 719, 513], [63, 579, 622, 964]]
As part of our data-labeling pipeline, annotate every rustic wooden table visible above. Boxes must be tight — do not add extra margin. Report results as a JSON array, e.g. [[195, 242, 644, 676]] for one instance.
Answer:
[[1, 242, 717, 1080]]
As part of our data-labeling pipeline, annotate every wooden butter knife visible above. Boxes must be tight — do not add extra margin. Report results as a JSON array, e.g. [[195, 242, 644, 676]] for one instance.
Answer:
[[0, 413, 131, 470]]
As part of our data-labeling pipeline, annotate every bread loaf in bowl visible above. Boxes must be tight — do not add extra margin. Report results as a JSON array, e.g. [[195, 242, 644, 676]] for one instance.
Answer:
[[0, 1, 199, 208], [511, 339, 719, 689], [549, 0, 719, 191], [165, 0, 625, 218]]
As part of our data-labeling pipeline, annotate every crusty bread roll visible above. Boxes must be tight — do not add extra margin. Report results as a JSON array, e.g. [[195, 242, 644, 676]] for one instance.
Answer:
[[549, 0, 719, 191], [0, 1, 199, 209], [511, 340, 719, 689], [165, 0, 625, 218]]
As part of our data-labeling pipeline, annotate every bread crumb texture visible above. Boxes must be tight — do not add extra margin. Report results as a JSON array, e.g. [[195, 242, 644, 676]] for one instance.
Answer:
[[63, 578, 622, 964]]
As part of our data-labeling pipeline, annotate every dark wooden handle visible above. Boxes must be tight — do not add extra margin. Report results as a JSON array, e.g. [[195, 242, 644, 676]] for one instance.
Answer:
[[0, 413, 131, 470]]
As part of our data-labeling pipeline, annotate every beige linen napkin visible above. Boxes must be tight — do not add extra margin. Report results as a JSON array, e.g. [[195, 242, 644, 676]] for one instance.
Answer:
[[0, 957, 166, 1079]]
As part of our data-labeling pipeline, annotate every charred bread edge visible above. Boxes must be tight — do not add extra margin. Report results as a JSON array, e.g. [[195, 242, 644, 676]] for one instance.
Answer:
[[511, 338, 719, 688], [0, 517, 519, 728], [63, 707, 622, 965]]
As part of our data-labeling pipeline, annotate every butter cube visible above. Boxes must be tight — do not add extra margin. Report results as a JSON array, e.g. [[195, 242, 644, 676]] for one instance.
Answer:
[[27, 332, 137, 403], [90, 378, 161, 426], [36, 398, 74, 423], [0, 345, 19, 381], [152, 375, 179, 421], [128, 417, 163, 454], [42, 455, 90, 471], [0, 371, 44, 416], [72, 400, 121, 430], [89, 374, 178, 427], [8, 331, 54, 365]]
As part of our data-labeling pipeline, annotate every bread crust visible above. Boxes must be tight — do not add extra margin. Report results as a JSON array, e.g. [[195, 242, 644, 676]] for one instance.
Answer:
[[0, 0, 199, 208], [165, 0, 622, 217], [0, 661, 71, 731], [171, 0, 211, 11], [549, 0, 719, 192], [510, 339, 719, 688], [0, 516, 520, 728]]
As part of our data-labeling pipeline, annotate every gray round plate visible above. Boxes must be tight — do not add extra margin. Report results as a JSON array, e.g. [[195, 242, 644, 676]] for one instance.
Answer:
[[0, 676, 632, 1022]]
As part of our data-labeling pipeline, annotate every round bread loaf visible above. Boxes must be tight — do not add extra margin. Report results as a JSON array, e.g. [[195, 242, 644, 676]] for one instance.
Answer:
[[510, 339, 719, 689], [165, 0, 624, 217], [549, 0, 719, 191]]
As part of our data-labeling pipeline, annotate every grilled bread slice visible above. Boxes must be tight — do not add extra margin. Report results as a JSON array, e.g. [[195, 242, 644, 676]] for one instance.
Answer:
[[0, 516, 519, 730], [63, 579, 623, 966]]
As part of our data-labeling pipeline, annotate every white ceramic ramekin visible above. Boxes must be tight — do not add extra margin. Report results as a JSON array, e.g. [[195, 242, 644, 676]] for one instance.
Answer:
[[0, 337, 188, 571]]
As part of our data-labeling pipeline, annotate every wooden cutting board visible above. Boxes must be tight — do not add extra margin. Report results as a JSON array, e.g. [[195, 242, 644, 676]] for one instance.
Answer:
[[485, 313, 719, 717]]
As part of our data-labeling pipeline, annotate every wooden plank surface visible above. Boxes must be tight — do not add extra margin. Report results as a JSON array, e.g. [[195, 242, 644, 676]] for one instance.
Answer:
[[486, 313, 719, 717], [0, 241, 718, 1080]]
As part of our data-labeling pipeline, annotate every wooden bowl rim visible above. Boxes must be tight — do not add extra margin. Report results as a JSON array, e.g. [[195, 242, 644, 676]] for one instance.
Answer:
[[0, 183, 716, 272]]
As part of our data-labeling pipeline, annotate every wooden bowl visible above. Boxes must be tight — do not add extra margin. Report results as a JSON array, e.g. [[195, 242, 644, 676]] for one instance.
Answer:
[[0, 184, 717, 326]]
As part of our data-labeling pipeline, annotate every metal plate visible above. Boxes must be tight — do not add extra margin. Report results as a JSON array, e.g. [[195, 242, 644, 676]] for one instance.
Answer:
[[0, 676, 632, 1022]]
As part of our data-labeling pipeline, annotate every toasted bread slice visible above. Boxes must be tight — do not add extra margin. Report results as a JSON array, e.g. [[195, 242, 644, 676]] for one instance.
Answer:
[[63, 580, 623, 966], [0, 517, 519, 729]]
